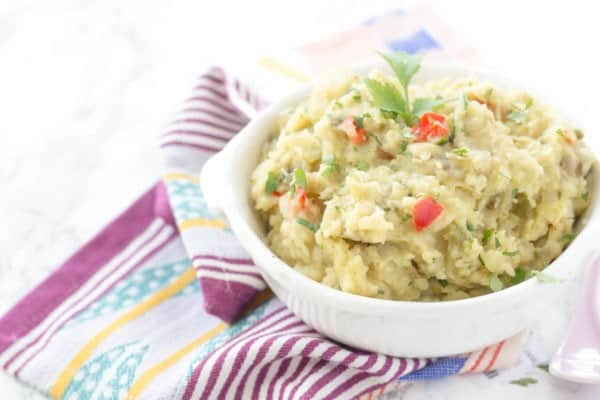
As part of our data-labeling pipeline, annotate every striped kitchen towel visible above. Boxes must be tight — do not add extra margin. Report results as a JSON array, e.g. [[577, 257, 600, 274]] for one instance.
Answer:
[[0, 9, 528, 400]]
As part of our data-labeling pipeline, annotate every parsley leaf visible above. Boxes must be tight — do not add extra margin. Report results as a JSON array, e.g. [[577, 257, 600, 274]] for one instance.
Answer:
[[411, 97, 447, 120], [462, 93, 469, 110], [380, 51, 422, 95], [537, 363, 550, 373], [484, 88, 493, 101], [438, 279, 448, 288], [466, 221, 475, 232], [489, 273, 503, 292], [559, 233, 575, 243], [352, 92, 362, 102], [448, 121, 456, 144], [479, 254, 486, 267], [399, 140, 409, 153], [495, 237, 501, 248], [482, 228, 494, 245], [510, 377, 538, 387], [297, 218, 319, 232], [265, 172, 279, 194], [582, 191, 589, 201], [322, 156, 340, 176], [355, 160, 369, 171], [502, 250, 519, 257], [364, 78, 407, 116], [354, 116, 365, 129], [506, 110, 527, 124], [377, 289, 385, 295], [294, 168, 307, 189], [512, 267, 527, 284], [453, 147, 469, 157]]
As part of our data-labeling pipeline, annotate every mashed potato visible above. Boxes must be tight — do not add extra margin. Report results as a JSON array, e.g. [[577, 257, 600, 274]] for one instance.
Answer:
[[250, 67, 594, 301]]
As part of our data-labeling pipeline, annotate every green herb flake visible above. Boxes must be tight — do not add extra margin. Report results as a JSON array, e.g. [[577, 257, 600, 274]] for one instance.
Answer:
[[369, 133, 382, 146], [355, 160, 369, 171], [495, 237, 501, 248], [462, 93, 469, 110], [559, 233, 575, 243], [525, 98, 534, 109], [354, 116, 365, 129], [389, 163, 399, 172], [556, 128, 565, 138], [352, 93, 362, 103], [537, 363, 550, 373], [399, 140, 409, 154], [265, 172, 279, 194], [402, 213, 412, 222], [466, 221, 475, 232], [512, 188, 519, 198], [294, 168, 307, 189], [436, 137, 448, 145], [509, 377, 538, 387], [482, 228, 494, 245], [502, 250, 519, 257], [362, 112, 372, 119], [333, 101, 343, 109], [512, 267, 527, 284], [581, 191, 589, 201], [448, 122, 456, 144], [438, 279, 448, 288], [383, 207, 391, 212], [297, 218, 319, 232], [478, 254, 486, 267], [506, 110, 527, 124], [489, 273, 503, 292], [322, 156, 340, 176], [453, 147, 469, 157], [484, 88, 493, 101], [377, 289, 385, 295]]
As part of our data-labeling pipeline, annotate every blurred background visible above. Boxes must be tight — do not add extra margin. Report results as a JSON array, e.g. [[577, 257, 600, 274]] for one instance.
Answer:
[[1, 0, 599, 398]]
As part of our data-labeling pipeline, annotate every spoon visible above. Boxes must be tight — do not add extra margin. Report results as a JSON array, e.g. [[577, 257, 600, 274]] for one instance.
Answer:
[[550, 253, 600, 384]]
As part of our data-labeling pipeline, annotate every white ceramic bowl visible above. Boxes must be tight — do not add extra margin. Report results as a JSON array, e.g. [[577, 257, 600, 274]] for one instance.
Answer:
[[200, 61, 599, 357]]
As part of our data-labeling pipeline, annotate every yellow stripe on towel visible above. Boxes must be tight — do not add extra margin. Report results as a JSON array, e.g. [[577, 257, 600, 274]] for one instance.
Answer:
[[50, 268, 197, 399], [178, 218, 227, 231], [126, 323, 228, 399], [162, 172, 200, 184]]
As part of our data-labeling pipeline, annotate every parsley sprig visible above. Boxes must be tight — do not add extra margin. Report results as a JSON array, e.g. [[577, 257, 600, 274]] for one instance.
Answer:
[[365, 51, 445, 126]]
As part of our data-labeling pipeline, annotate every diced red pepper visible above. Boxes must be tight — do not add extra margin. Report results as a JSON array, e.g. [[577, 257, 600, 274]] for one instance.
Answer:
[[412, 112, 448, 142], [272, 191, 283, 197], [413, 196, 444, 231], [295, 187, 307, 209], [341, 116, 367, 145]]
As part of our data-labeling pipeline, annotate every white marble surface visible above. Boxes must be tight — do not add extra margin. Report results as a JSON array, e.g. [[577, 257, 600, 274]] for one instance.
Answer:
[[1, 0, 599, 398]]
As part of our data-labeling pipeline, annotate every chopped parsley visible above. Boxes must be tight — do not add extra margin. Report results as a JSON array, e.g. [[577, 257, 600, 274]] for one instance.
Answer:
[[402, 213, 412, 222], [559, 233, 575, 243], [489, 273, 503, 292], [495, 237, 501, 248], [362, 112, 372, 119], [484, 88, 493, 101], [355, 160, 369, 171], [510, 377, 538, 387], [502, 250, 519, 257], [478, 254, 486, 267], [506, 110, 527, 124], [265, 172, 279, 194], [582, 191, 590, 201], [322, 156, 340, 176], [462, 93, 468, 110], [438, 279, 448, 288], [512, 188, 519, 198], [369, 133, 382, 146], [377, 289, 385, 295], [466, 221, 475, 232], [436, 136, 448, 145], [297, 218, 319, 232], [512, 267, 527, 284], [290, 168, 307, 196], [399, 140, 409, 154], [333, 101, 342, 109], [481, 228, 494, 245], [352, 92, 362, 102], [354, 116, 365, 129], [448, 121, 456, 144], [453, 147, 469, 157], [364, 51, 445, 126]]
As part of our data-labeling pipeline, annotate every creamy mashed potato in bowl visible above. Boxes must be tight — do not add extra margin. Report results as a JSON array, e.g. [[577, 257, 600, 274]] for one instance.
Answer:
[[200, 56, 599, 357]]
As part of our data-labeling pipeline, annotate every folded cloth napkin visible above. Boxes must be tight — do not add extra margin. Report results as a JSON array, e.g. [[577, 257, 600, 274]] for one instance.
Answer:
[[0, 15, 528, 400]]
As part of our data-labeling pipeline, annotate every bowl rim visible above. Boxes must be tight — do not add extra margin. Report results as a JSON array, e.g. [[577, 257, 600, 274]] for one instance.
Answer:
[[216, 59, 600, 315]]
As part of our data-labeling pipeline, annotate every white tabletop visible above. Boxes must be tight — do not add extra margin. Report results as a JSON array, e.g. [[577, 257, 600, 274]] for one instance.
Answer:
[[1, 0, 599, 398]]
